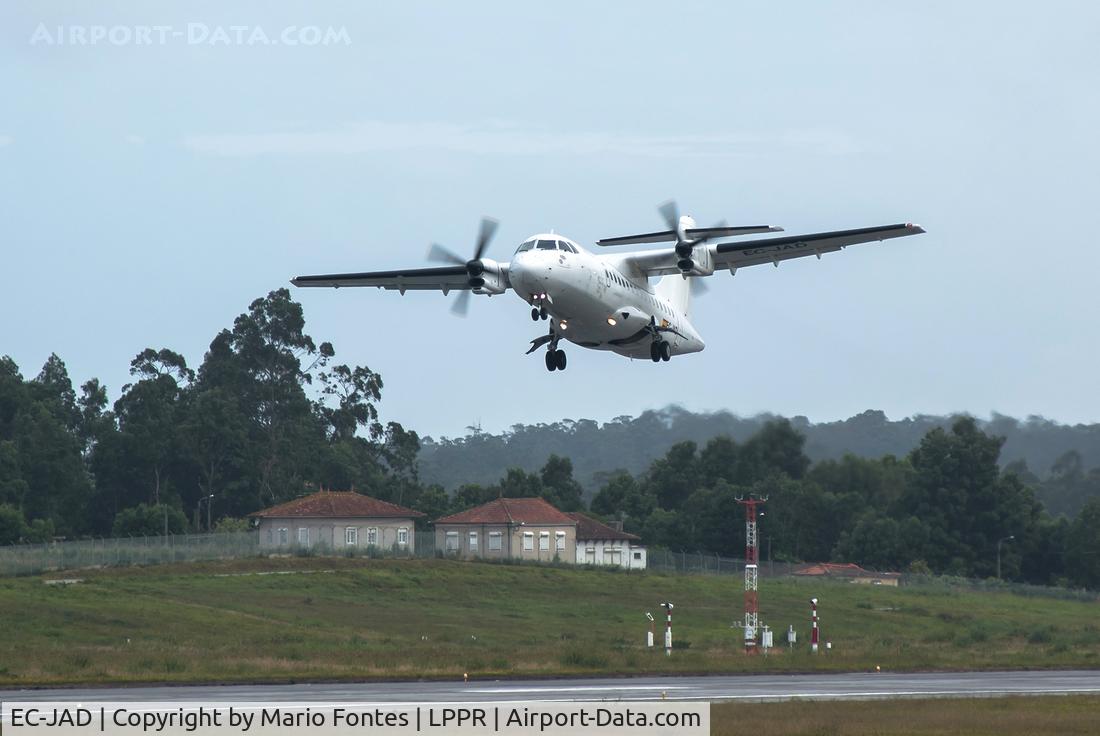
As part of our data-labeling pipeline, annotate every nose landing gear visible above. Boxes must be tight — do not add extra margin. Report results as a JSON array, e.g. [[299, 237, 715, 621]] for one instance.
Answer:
[[530, 294, 549, 321]]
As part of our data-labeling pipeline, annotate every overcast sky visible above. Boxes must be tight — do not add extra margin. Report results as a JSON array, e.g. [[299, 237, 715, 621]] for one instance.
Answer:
[[3, 1, 1099, 439]]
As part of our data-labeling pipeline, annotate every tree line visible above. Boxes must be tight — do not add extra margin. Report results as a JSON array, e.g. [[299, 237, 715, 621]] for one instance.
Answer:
[[418, 407, 1100, 516], [0, 289, 421, 541], [2, 289, 1099, 589]]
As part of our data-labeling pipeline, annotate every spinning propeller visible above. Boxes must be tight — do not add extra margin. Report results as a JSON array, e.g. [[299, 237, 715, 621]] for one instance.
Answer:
[[658, 200, 716, 296], [427, 216, 499, 316]]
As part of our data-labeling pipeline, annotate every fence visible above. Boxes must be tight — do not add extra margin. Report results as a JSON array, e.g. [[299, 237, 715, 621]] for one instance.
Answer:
[[0, 535, 821, 580], [6, 538, 1093, 602], [0, 530, 438, 577], [645, 549, 799, 578]]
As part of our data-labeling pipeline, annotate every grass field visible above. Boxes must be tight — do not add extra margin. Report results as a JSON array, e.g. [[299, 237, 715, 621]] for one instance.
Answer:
[[711, 695, 1100, 735], [0, 557, 1098, 685]]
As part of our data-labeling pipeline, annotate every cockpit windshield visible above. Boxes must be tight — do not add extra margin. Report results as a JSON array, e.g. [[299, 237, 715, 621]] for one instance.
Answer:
[[516, 238, 579, 254]]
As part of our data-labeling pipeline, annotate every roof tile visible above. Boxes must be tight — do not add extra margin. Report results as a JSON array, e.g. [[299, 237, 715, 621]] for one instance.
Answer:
[[564, 512, 641, 541], [249, 491, 424, 519], [435, 497, 575, 526]]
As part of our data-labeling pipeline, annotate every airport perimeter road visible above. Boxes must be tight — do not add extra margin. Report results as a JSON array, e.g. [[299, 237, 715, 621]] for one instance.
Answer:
[[3, 670, 1100, 704]]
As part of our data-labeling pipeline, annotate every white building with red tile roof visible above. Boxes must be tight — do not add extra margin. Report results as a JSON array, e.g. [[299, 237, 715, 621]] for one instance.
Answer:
[[564, 512, 647, 569], [249, 491, 424, 552]]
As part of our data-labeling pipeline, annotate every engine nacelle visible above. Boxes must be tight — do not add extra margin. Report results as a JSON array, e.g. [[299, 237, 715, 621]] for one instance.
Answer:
[[676, 242, 715, 277], [468, 258, 507, 295]]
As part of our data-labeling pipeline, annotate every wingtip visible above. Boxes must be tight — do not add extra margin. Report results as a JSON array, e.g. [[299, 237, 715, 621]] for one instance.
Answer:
[[906, 223, 926, 234], [769, 226, 785, 232]]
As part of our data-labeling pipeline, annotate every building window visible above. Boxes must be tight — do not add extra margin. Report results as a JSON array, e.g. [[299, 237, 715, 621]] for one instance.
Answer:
[[539, 532, 550, 551], [366, 527, 378, 546], [468, 531, 478, 551], [523, 532, 534, 551], [489, 532, 502, 551], [633, 551, 642, 560], [278, 528, 289, 546], [445, 531, 459, 551], [398, 527, 409, 546], [555, 531, 566, 551], [297, 528, 309, 546], [345, 527, 358, 546], [608, 549, 622, 565]]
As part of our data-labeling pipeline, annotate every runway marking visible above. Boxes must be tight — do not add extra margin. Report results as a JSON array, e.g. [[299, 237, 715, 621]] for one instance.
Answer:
[[472, 685, 690, 693]]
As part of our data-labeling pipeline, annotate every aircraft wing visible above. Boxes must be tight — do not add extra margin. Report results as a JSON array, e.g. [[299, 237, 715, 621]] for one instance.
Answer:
[[291, 265, 503, 292], [713, 223, 925, 271], [617, 223, 924, 277]]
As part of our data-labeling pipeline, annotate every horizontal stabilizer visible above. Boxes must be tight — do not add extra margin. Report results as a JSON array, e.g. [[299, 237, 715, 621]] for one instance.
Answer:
[[686, 225, 782, 239]]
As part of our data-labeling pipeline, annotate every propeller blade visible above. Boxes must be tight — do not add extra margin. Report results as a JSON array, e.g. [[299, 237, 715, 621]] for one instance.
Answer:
[[450, 289, 472, 317], [427, 243, 466, 265], [473, 217, 499, 261], [657, 200, 680, 231]]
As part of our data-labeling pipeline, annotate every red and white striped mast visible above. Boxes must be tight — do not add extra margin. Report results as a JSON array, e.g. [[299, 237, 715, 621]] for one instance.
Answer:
[[737, 494, 767, 654], [661, 602, 673, 656], [811, 597, 819, 653]]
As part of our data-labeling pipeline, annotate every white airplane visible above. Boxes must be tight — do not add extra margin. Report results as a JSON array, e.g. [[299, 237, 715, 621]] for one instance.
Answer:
[[292, 202, 924, 371]]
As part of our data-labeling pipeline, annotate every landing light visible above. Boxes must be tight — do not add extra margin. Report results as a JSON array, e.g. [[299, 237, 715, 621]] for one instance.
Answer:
[[607, 317, 617, 326], [559, 321, 568, 331]]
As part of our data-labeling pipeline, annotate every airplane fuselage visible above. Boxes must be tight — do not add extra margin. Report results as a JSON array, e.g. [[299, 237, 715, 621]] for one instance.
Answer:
[[507, 234, 705, 360]]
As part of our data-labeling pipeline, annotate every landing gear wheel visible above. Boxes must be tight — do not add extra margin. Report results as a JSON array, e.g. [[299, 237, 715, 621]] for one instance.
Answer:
[[545, 351, 557, 372], [531, 307, 540, 321], [555, 350, 567, 371], [650, 342, 661, 362], [659, 341, 672, 362], [540, 306, 548, 320]]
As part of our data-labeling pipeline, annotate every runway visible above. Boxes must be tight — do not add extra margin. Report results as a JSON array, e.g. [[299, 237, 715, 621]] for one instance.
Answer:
[[3, 670, 1100, 704]]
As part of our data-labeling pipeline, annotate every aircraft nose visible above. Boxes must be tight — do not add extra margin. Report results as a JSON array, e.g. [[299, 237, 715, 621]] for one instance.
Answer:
[[510, 254, 542, 295]]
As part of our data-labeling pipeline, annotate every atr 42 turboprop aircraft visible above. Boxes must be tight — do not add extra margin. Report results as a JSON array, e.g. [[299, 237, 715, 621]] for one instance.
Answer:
[[291, 202, 924, 372]]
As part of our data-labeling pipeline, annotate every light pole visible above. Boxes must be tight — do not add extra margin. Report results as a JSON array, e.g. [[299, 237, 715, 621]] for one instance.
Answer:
[[997, 535, 1015, 580], [196, 494, 214, 533]]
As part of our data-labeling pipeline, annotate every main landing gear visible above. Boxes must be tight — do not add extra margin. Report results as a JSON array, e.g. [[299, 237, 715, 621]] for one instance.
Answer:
[[650, 340, 671, 363], [526, 322, 566, 372], [545, 348, 567, 372]]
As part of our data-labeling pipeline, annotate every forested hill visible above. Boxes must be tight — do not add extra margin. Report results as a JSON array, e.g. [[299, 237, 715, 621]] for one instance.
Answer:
[[418, 407, 1100, 494]]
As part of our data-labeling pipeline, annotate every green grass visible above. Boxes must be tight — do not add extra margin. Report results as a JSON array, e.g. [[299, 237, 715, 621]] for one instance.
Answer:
[[712, 695, 1100, 736], [0, 557, 1098, 685]]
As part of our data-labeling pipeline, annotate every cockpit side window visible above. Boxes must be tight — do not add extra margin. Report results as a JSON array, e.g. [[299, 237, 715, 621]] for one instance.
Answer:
[[561, 242, 577, 254], [536, 239, 558, 250], [516, 240, 535, 253]]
